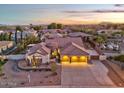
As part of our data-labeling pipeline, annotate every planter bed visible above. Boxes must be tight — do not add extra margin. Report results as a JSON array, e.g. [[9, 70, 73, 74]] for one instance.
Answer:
[[17, 61, 51, 71]]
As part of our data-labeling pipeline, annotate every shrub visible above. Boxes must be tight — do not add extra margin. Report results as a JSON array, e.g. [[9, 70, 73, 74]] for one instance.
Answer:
[[114, 55, 124, 62], [51, 62, 57, 75]]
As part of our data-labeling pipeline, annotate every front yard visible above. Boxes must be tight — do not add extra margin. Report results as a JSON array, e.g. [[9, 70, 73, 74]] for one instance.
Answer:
[[1, 60, 61, 87]]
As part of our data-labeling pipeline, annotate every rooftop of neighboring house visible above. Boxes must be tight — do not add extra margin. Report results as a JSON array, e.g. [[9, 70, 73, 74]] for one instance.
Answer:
[[46, 33, 63, 39], [68, 32, 92, 37], [27, 43, 50, 56], [0, 30, 4, 34], [42, 29, 68, 34], [97, 29, 122, 33], [0, 41, 13, 48]]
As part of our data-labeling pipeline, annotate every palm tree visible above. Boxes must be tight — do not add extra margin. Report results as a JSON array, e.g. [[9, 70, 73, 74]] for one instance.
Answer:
[[8, 32, 12, 41], [15, 26, 23, 44], [15, 27, 18, 44], [20, 29, 23, 41]]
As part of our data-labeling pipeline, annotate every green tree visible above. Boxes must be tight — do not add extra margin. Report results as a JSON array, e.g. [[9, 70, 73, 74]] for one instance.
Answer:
[[94, 35, 105, 45], [8, 32, 12, 41], [33, 25, 42, 31], [48, 23, 60, 29], [15, 26, 23, 43], [57, 23, 63, 29]]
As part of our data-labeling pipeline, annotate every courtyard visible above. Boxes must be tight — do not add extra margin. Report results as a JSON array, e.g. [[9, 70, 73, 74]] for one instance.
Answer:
[[0, 60, 61, 87]]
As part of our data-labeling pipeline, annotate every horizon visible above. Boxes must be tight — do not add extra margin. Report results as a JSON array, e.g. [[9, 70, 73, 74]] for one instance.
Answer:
[[1, 4, 124, 25]]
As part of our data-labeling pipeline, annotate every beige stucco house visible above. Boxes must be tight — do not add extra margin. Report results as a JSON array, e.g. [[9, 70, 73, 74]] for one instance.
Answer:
[[26, 43, 50, 64]]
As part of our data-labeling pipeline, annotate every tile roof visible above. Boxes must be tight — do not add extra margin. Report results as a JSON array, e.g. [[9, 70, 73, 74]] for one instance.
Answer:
[[46, 37, 89, 56], [61, 42, 89, 56], [27, 43, 50, 55], [46, 37, 84, 48], [68, 32, 92, 37]]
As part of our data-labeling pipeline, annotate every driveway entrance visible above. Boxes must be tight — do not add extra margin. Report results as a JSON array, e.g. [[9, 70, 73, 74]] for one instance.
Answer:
[[61, 61, 115, 87]]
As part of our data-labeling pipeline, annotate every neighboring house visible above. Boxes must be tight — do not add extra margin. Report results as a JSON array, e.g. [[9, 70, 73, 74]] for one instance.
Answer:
[[42, 29, 69, 34], [12, 30, 38, 40], [68, 32, 92, 38], [46, 33, 63, 39], [68, 32, 92, 41], [0, 30, 4, 34], [26, 43, 50, 64], [97, 29, 122, 35], [0, 41, 14, 53]]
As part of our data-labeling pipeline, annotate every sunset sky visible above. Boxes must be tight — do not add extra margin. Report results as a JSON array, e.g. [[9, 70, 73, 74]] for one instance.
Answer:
[[1, 4, 124, 25]]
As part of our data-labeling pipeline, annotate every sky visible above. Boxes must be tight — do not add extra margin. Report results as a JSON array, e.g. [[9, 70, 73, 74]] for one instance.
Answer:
[[1, 4, 124, 25]]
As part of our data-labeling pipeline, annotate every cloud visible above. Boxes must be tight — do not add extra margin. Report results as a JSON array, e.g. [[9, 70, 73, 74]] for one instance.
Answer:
[[114, 4, 124, 7], [92, 10, 124, 13], [63, 9, 124, 13]]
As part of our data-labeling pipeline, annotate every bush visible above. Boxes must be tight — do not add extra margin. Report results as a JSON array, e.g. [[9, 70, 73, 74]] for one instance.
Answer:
[[114, 55, 124, 62], [107, 56, 113, 60], [51, 62, 57, 75]]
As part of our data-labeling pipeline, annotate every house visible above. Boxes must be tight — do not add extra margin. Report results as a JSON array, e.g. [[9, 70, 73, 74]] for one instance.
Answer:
[[46, 33, 63, 39], [0, 30, 4, 34], [46, 37, 92, 63], [12, 30, 38, 40], [68, 32, 92, 38], [68, 32, 92, 41], [61, 42, 89, 63], [42, 29, 68, 34], [46, 37, 84, 49], [97, 29, 122, 35], [25, 43, 50, 64], [0, 41, 14, 53]]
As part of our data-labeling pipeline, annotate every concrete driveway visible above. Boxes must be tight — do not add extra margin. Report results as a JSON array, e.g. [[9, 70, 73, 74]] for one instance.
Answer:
[[61, 61, 115, 87]]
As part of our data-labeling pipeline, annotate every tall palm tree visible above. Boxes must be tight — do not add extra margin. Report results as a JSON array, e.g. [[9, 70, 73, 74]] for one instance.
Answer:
[[15, 26, 18, 44], [8, 32, 12, 41], [15, 26, 23, 44], [20, 29, 23, 41]]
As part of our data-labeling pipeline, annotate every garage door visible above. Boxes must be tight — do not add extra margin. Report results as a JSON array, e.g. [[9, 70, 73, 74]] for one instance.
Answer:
[[71, 56, 87, 63], [71, 56, 78, 62], [62, 55, 88, 63], [61, 55, 70, 62], [79, 56, 87, 63]]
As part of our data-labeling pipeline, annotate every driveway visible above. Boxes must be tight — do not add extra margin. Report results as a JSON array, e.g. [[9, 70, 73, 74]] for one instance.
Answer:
[[61, 61, 115, 87]]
